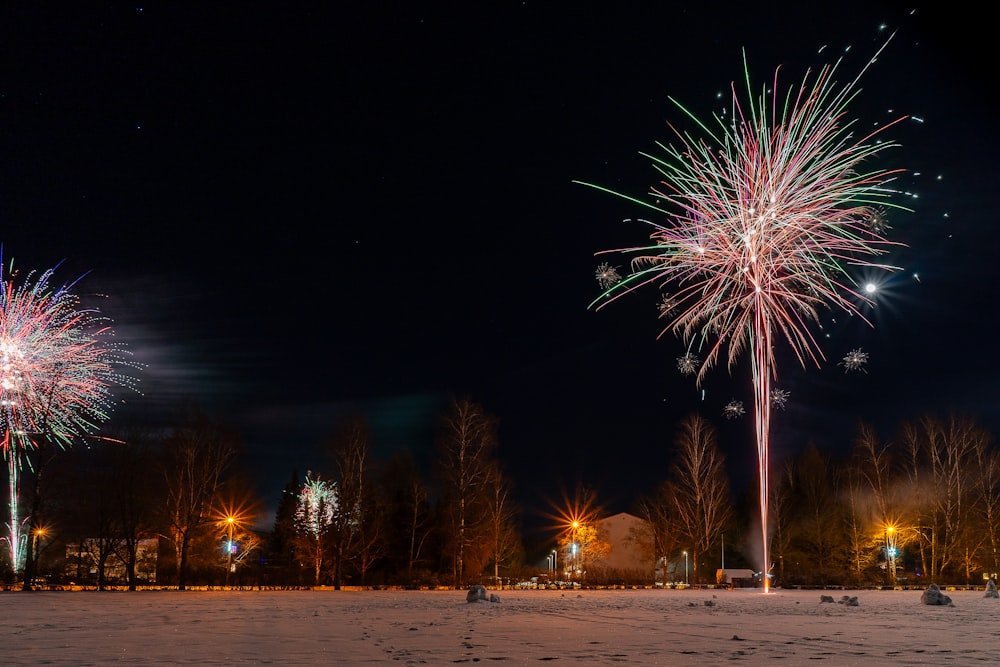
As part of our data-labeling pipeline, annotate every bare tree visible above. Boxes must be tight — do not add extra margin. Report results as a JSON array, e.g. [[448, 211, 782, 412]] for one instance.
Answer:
[[327, 416, 371, 589], [483, 463, 520, 588], [636, 485, 683, 583], [104, 422, 160, 590], [435, 397, 497, 586], [158, 409, 239, 590], [901, 414, 981, 583], [17, 442, 59, 589], [840, 459, 878, 586], [378, 448, 434, 584], [852, 423, 900, 585], [404, 472, 432, 582], [769, 460, 797, 585], [971, 431, 1000, 579], [666, 413, 732, 583], [794, 443, 845, 586], [561, 521, 610, 584]]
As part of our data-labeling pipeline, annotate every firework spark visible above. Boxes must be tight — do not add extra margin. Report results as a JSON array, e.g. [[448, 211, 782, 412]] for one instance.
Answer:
[[658, 293, 679, 318], [723, 400, 746, 420], [0, 258, 138, 573], [676, 352, 700, 376], [840, 348, 870, 373], [770, 388, 790, 410], [595, 263, 622, 289], [581, 35, 906, 592], [865, 208, 891, 237]]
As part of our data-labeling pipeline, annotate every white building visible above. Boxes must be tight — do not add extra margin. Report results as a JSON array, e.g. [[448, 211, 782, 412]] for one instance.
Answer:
[[65, 538, 158, 584]]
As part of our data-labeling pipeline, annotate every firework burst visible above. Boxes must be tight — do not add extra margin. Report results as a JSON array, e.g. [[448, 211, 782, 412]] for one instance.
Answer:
[[580, 35, 907, 591], [658, 293, 679, 319], [770, 388, 790, 410], [840, 348, 870, 373], [595, 262, 622, 290], [723, 400, 746, 420], [0, 258, 138, 574], [296, 471, 338, 538], [676, 351, 700, 376]]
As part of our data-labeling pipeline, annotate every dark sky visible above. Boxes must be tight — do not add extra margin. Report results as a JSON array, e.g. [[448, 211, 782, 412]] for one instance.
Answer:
[[1, 3, 996, 534]]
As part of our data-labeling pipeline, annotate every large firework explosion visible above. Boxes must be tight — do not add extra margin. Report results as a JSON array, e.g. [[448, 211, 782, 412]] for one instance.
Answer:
[[0, 258, 138, 574], [580, 35, 908, 591]]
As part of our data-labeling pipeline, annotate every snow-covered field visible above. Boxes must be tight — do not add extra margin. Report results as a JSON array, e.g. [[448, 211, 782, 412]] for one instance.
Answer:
[[3, 587, 997, 665]]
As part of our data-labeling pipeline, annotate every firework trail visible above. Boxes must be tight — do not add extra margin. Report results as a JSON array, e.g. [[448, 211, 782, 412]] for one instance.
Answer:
[[580, 35, 907, 591], [0, 257, 138, 574]]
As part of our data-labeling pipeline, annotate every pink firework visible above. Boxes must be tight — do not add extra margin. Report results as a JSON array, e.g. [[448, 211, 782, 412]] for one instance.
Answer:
[[0, 258, 137, 574], [581, 36, 907, 592]]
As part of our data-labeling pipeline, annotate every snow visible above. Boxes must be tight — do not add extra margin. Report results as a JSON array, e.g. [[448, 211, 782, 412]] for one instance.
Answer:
[[3, 587, 998, 665]]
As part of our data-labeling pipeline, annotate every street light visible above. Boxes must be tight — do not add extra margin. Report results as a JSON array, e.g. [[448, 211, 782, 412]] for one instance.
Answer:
[[571, 521, 581, 583], [884, 525, 897, 587], [225, 516, 236, 587], [551, 549, 557, 579], [31, 527, 46, 586], [683, 551, 689, 586]]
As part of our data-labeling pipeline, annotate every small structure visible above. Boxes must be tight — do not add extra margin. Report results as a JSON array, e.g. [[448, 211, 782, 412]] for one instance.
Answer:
[[717, 569, 756, 589], [65, 538, 158, 585], [596, 512, 651, 571]]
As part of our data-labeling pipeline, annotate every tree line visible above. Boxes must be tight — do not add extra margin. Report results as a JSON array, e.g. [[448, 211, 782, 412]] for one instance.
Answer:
[[7, 393, 998, 590], [7, 396, 521, 590], [638, 411, 1000, 588]]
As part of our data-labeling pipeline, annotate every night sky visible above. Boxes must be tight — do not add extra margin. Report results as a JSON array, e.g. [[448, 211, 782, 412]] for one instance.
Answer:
[[1, 4, 996, 535]]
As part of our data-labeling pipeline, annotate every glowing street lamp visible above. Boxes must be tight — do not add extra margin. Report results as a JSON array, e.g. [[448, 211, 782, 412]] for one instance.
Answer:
[[571, 521, 581, 582], [551, 549, 557, 578], [683, 551, 689, 586], [224, 516, 237, 587], [884, 525, 898, 587], [31, 527, 46, 585]]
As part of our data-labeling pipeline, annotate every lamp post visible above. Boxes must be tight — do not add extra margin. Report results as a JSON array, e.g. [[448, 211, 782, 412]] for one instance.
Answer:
[[225, 516, 236, 587], [31, 527, 46, 586], [683, 551, 689, 586], [551, 549, 557, 579], [884, 525, 897, 587], [571, 521, 580, 583]]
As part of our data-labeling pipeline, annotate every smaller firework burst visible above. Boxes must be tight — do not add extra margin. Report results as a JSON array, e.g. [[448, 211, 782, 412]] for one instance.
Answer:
[[723, 400, 745, 420], [296, 472, 337, 538], [770, 389, 790, 410], [595, 262, 622, 289], [676, 352, 699, 376], [865, 208, 891, 237], [840, 348, 870, 373], [658, 293, 679, 319]]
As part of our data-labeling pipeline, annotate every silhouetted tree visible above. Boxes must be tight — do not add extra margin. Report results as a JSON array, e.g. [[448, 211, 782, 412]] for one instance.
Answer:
[[327, 415, 371, 589], [267, 469, 301, 584], [666, 413, 732, 583], [483, 462, 520, 587], [158, 408, 239, 589], [378, 448, 433, 584], [434, 396, 498, 586]]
